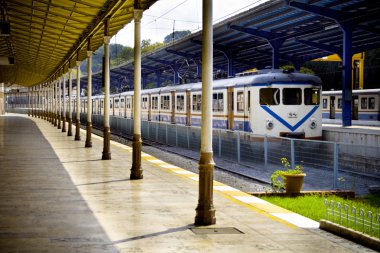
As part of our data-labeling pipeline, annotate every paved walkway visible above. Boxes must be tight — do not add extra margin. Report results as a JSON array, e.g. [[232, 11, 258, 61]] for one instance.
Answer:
[[0, 114, 375, 253]]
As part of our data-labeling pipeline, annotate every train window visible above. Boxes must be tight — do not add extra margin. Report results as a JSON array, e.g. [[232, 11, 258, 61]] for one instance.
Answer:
[[369, 97, 375, 109], [213, 92, 224, 112], [192, 94, 202, 111], [237, 92, 244, 112], [283, 88, 302, 105], [115, 99, 119, 108], [338, 98, 342, 109], [361, 97, 368, 109], [304, 88, 320, 105], [126, 98, 131, 109], [161, 95, 170, 110], [322, 99, 328, 109], [110, 99, 113, 109], [142, 97, 148, 109], [176, 95, 185, 111], [152, 96, 158, 110], [121, 99, 125, 108], [260, 88, 280, 105]]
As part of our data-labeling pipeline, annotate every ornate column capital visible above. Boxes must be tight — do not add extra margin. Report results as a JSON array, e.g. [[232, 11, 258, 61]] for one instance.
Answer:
[[134, 9, 143, 22], [104, 36, 111, 45]]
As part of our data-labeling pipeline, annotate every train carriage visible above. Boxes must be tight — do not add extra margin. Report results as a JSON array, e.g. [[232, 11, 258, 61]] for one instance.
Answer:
[[88, 69, 322, 139], [322, 89, 380, 123]]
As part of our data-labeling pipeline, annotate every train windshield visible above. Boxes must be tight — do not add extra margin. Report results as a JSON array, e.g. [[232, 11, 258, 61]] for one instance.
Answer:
[[304, 88, 320, 105], [283, 88, 302, 105], [260, 88, 280, 105]]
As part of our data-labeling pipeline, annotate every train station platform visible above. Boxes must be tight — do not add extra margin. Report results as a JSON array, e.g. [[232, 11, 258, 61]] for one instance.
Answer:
[[0, 113, 375, 253]]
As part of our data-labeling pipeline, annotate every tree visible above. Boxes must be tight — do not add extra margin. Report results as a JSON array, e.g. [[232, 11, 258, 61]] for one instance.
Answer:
[[164, 30, 191, 44], [141, 39, 164, 54]]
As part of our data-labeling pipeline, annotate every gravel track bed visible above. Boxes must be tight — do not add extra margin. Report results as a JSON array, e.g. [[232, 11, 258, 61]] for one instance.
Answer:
[[90, 127, 268, 193]]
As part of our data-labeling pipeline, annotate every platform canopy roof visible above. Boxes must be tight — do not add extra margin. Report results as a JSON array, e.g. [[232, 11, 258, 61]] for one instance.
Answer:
[[86, 0, 379, 90], [0, 0, 157, 87]]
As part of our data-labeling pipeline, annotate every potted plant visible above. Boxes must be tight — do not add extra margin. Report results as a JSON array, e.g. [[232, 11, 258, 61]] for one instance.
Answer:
[[270, 158, 305, 194]]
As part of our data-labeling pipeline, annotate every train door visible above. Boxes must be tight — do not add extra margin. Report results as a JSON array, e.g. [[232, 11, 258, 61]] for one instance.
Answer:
[[171, 91, 176, 124], [148, 94, 151, 121], [227, 87, 234, 130], [329, 96, 335, 119], [186, 90, 191, 126], [352, 95, 358, 120]]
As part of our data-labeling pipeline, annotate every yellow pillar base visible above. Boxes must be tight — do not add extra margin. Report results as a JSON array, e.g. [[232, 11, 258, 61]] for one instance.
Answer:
[[75, 120, 81, 141], [102, 127, 111, 160], [85, 122, 92, 148], [53, 113, 57, 126], [67, 118, 73, 136], [130, 134, 143, 180], [62, 117, 66, 132], [195, 151, 216, 226]]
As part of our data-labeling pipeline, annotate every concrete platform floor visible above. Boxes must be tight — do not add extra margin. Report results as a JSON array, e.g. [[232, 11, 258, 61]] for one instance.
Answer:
[[0, 114, 376, 253]]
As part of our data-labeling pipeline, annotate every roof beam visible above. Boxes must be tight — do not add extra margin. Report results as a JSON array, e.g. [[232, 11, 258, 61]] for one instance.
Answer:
[[229, 25, 285, 42], [288, 1, 345, 22], [32, 0, 97, 17], [357, 24, 380, 36], [50, 0, 130, 80], [296, 39, 342, 55], [146, 57, 175, 66], [141, 64, 158, 71], [165, 49, 199, 59], [7, 0, 89, 24], [7, 6, 83, 30], [288, 0, 380, 25]]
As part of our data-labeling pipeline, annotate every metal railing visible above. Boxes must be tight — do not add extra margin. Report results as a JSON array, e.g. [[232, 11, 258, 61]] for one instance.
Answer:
[[324, 199, 380, 239], [7, 108, 380, 195]]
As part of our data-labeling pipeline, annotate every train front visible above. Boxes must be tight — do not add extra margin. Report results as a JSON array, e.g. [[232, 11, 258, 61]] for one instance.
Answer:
[[249, 70, 322, 139]]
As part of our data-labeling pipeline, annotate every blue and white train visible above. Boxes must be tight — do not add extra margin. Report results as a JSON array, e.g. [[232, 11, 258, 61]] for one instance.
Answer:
[[83, 69, 322, 139], [322, 89, 380, 124]]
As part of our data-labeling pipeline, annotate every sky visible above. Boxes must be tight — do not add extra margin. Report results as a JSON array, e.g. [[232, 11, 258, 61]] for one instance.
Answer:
[[113, 0, 269, 47]]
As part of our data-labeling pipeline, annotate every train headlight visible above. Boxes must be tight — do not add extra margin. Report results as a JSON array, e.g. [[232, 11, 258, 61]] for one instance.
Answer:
[[266, 119, 274, 130], [310, 119, 317, 129]]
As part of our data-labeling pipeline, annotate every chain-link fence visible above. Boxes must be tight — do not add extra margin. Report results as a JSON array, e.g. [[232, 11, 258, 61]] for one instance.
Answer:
[[8, 109, 379, 195]]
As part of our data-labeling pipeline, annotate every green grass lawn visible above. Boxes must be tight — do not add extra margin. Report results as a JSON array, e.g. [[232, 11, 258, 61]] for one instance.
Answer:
[[261, 194, 380, 238]]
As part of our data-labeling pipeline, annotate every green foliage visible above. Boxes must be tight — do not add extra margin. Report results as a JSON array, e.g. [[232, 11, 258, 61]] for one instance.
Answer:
[[280, 65, 315, 74], [270, 158, 304, 192], [164, 30, 191, 44], [261, 194, 380, 238], [141, 39, 165, 55]]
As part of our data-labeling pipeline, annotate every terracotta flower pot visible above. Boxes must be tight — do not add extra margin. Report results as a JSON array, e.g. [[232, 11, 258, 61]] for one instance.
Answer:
[[283, 173, 306, 194]]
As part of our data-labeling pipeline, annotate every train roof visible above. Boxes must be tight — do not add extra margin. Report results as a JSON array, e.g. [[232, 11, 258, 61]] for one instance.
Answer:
[[322, 89, 380, 96], [102, 70, 322, 98], [161, 70, 321, 93]]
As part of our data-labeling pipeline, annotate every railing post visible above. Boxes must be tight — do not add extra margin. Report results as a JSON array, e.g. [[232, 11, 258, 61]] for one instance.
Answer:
[[218, 129, 221, 157], [156, 122, 159, 142], [147, 121, 150, 139], [264, 135, 268, 171], [291, 139, 295, 169], [166, 124, 168, 144], [176, 124, 178, 147], [237, 131, 241, 163], [187, 127, 190, 149], [333, 143, 339, 189]]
